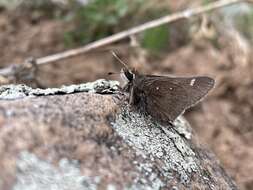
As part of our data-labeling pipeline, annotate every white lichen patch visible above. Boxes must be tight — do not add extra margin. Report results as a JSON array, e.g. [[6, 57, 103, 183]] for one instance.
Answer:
[[173, 116, 192, 140], [0, 84, 32, 100], [13, 151, 100, 190], [111, 106, 199, 186], [0, 79, 120, 100], [190, 79, 196, 86]]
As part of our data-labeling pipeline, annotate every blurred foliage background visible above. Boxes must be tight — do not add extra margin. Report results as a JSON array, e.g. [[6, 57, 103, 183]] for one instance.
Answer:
[[0, 0, 253, 189]]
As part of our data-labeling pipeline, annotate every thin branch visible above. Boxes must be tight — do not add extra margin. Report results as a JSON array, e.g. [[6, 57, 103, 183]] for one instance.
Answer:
[[36, 0, 244, 65], [0, 0, 245, 80]]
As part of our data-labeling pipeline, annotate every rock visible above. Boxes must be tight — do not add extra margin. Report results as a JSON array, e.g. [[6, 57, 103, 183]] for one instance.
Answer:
[[0, 80, 238, 190]]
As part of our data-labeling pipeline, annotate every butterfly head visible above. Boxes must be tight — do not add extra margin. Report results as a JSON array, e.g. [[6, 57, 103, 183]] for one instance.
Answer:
[[111, 51, 137, 83], [121, 68, 135, 83]]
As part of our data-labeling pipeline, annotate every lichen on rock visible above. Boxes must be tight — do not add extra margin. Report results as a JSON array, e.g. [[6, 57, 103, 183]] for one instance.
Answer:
[[111, 104, 198, 185], [0, 79, 119, 100], [13, 151, 100, 190]]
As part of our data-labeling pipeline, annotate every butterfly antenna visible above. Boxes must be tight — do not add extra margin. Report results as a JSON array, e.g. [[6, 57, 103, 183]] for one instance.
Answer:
[[111, 51, 129, 70]]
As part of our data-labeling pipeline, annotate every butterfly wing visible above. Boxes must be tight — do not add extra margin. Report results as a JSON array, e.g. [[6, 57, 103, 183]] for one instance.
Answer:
[[140, 76, 214, 122]]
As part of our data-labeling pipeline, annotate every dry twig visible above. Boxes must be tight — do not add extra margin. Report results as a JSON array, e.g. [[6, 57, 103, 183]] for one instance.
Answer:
[[0, 0, 245, 82], [36, 0, 244, 65]]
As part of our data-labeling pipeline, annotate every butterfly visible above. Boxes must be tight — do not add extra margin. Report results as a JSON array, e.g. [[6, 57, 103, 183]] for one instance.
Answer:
[[112, 51, 215, 123]]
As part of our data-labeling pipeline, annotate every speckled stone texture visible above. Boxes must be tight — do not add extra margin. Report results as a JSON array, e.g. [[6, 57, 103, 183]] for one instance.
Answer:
[[0, 80, 238, 190]]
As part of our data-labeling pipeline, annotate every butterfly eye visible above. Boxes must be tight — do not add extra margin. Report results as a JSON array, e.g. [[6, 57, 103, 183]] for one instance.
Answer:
[[123, 68, 134, 82]]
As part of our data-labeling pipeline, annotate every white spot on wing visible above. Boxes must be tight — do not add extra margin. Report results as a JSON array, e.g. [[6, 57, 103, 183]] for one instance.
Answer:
[[156, 87, 159, 90], [190, 79, 196, 86]]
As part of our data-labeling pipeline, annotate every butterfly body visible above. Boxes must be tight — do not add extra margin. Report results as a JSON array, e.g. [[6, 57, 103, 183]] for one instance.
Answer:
[[122, 68, 214, 123]]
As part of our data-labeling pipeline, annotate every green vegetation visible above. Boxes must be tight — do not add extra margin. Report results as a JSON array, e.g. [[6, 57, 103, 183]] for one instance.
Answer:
[[0, 0, 23, 9], [64, 0, 130, 46], [141, 25, 170, 52], [64, 0, 171, 52], [0, 0, 65, 19], [235, 8, 253, 43]]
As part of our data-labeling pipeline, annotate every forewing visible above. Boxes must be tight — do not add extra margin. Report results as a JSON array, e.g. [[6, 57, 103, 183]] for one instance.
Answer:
[[142, 76, 214, 121], [164, 76, 215, 107]]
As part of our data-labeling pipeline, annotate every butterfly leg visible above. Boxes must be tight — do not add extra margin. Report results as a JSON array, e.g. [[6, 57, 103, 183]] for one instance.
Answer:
[[129, 86, 134, 105]]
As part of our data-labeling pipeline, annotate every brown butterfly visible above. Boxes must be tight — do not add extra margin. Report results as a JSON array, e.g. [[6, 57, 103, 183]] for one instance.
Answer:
[[112, 52, 215, 123]]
